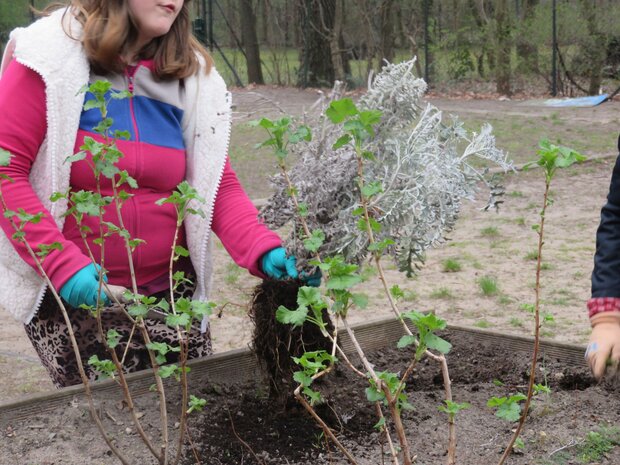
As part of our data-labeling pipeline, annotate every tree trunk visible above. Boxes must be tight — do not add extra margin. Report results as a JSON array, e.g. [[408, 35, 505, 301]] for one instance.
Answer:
[[298, 0, 336, 87], [239, 0, 264, 85], [495, 0, 512, 95], [515, 0, 539, 73], [582, 0, 606, 95], [379, 0, 396, 64], [329, 0, 348, 82]]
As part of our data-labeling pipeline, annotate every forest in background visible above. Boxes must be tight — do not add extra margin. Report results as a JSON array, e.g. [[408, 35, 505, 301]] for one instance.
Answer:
[[2, 0, 620, 96]]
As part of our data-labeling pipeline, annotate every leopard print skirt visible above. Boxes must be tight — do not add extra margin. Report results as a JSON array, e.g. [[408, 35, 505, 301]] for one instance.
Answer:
[[24, 282, 212, 388]]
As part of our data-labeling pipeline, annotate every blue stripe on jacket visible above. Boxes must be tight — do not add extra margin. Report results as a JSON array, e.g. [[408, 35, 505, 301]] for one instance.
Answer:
[[79, 92, 185, 150]]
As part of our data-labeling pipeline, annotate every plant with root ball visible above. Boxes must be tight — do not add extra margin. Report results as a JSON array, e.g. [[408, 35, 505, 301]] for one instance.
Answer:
[[255, 58, 513, 465]]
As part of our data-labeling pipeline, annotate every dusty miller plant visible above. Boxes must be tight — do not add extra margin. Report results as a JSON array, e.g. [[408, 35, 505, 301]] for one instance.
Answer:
[[261, 59, 513, 276]]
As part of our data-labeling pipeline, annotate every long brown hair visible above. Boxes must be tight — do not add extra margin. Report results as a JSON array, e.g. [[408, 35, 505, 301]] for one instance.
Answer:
[[50, 0, 212, 79]]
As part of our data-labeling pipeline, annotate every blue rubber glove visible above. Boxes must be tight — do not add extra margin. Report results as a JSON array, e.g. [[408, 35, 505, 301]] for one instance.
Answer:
[[60, 264, 110, 308], [261, 247, 298, 280], [301, 269, 322, 287], [261, 247, 322, 287]]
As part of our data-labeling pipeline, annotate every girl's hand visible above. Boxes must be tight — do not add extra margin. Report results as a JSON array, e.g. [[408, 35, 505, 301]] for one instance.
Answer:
[[59, 263, 110, 308], [261, 247, 298, 280]]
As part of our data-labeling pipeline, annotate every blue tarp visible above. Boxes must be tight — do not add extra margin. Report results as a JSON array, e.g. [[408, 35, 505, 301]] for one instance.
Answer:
[[543, 94, 609, 107]]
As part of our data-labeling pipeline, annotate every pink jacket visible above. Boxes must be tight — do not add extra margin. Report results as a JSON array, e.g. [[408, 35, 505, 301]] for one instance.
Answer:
[[0, 59, 280, 295]]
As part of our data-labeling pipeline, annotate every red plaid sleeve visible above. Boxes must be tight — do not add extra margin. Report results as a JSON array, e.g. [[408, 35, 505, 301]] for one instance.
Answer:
[[587, 297, 620, 318]]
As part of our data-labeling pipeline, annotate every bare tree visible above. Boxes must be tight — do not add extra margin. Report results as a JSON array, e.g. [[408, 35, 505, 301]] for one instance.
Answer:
[[495, 0, 512, 95], [239, 0, 264, 84], [298, 0, 349, 87], [379, 0, 396, 64]]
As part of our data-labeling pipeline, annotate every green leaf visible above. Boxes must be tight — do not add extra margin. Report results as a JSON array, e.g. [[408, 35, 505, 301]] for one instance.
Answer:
[[83, 99, 102, 112], [297, 286, 323, 308], [326, 274, 362, 290], [496, 402, 522, 422], [297, 202, 309, 217], [275, 305, 308, 327], [365, 386, 385, 403], [359, 109, 382, 127], [293, 371, 313, 387], [373, 417, 386, 430], [351, 293, 368, 309], [166, 313, 191, 327], [361, 150, 377, 161], [425, 333, 452, 354], [397, 335, 417, 349], [303, 229, 325, 252], [106, 329, 122, 349], [361, 181, 383, 199], [390, 285, 405, 300], [302, 386, 322, 405], [36, 242, 63, 259], [128, 303, 149, 317], [158, 364, 179, 380], [333, 134, 352, 150], [192, 301, 215, 318], [187, 395, 207, 414], [326, 98, 358, 123], [0, 148, 13, 167], [174, 245, 190, 257]]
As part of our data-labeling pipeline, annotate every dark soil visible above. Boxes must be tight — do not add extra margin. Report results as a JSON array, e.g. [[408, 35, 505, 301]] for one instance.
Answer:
[[3, 331, 620, 465], [185, 332, 620, 465], [249, 279, 334, 401]]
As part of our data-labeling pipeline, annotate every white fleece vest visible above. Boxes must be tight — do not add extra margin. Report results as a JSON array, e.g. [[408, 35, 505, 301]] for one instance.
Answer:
[[0, 10, 231, 325]]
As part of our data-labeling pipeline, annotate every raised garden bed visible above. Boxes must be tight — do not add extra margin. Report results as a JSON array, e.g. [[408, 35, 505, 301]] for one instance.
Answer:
[[1, 318, 618, 465]]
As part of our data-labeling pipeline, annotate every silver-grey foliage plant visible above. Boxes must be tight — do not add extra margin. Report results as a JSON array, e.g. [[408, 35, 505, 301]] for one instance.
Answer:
[[260, 59, 514, 275]]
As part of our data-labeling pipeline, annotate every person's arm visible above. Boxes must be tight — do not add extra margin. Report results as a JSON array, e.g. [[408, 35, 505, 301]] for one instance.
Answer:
[[210, 158, 282, 277], [586, 138, 620, 379], [0, 59, 91, 291]]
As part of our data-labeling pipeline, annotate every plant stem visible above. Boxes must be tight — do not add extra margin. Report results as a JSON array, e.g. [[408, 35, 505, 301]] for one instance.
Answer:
[[496, 181, 549, 465], [169, 225, 190, 465], [294, 385, 358, 465], [0, 214, 131, 464], [111, 179, 170, 463], [374, 403, 400, 465], [101, 325, 163, 463]]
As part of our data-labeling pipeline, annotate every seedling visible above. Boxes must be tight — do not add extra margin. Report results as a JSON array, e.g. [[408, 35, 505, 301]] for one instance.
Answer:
[[496, 140, 585, 465]]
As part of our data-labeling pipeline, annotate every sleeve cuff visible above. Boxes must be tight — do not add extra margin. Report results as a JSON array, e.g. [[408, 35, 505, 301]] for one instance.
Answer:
[[587, 297, 620, 318]]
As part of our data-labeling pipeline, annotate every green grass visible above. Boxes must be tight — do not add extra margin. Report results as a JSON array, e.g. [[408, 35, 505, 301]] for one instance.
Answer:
[[442, 258, 462, 272], [576, 427, 620, 463], [224, 262, 242, 285], [524, 250, 539, 261], [509, 317, 524, 328], [514, 216, 526, 226], [480, 226, 500, 238], [473, 319, 492, 329], [508, 190, 525, 198], [430, 287, 454, 299], [478, 275, 499, 296]]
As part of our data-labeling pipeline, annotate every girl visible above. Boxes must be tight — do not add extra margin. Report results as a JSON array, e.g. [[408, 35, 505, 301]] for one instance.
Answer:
[[0, 0, 305, 387]]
